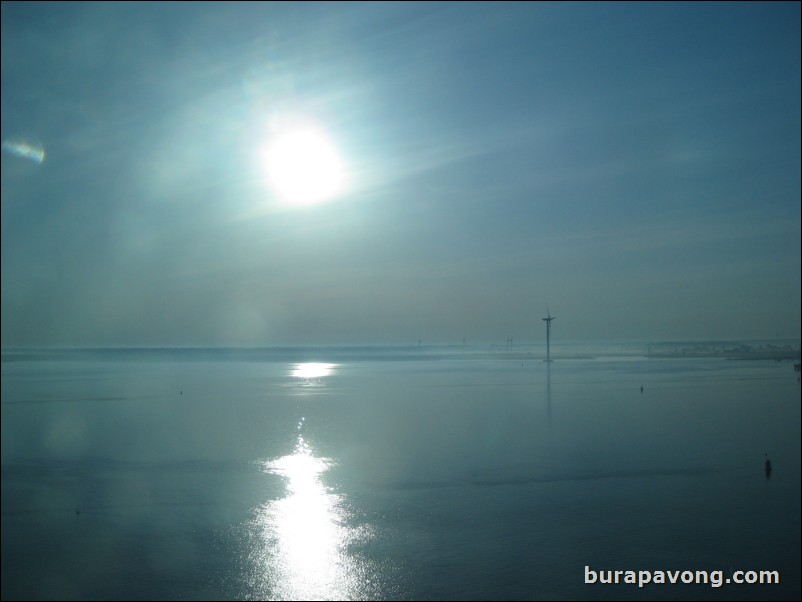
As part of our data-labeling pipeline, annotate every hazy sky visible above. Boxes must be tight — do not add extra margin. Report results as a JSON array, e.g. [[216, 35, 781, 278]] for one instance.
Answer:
[[2, 2, 800, 346]]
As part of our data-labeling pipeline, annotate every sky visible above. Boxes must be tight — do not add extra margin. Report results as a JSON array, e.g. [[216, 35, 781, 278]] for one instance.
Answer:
[[1, 2, 800, 347]]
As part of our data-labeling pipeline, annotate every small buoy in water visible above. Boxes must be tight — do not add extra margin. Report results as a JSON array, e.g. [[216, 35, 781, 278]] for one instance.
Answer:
[[765, 454, 772, 479]]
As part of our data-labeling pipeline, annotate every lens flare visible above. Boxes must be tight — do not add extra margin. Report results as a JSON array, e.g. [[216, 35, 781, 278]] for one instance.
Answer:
[[2, 138, 45, 164]]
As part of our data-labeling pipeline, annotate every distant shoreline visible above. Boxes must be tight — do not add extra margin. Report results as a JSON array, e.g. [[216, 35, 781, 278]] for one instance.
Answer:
[[645, 342, 801, 362], [2, 340, 799, 364]]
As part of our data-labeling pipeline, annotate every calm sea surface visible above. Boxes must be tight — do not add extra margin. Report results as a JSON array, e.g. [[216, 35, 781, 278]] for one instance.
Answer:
[[2, 346, 800, 600]]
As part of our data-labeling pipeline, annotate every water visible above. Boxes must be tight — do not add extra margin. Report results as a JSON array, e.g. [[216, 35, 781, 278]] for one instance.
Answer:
[[2, 346, 800, 600]]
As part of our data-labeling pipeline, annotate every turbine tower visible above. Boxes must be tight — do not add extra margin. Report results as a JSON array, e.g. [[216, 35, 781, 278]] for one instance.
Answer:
[[543, 304, 556, 362]]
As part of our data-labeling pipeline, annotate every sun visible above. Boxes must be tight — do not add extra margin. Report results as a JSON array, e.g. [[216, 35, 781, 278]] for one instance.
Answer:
[[261, 124, 346, 206]]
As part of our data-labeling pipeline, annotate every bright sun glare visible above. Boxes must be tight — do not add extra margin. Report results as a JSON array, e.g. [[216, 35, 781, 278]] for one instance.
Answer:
[[262, 124, 345, 206]]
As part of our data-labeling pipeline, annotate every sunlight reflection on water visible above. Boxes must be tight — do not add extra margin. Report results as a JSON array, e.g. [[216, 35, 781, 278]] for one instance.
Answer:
[[246, 434, 368, 600], [291, 363, 335, 380]]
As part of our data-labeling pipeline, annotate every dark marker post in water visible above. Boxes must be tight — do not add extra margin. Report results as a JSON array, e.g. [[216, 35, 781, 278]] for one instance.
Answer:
[[765, 454, 772, 479]]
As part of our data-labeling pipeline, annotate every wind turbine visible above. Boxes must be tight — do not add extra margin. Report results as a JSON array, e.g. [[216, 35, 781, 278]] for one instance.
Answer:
[[543, 304, 556, 362]]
